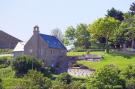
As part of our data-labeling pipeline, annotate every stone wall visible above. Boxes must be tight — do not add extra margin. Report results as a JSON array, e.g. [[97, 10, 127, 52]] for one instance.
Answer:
[[68, 68, 94, 77]]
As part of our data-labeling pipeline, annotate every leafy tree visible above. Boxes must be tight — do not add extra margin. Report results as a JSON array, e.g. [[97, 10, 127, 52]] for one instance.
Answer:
[[88, 17, 120, 53], [129, 2, 135, 15], [51, 28, 63, 42], [64, 26, 76, 45], [107, 7, 124, 21], [12, 55, 42, 76], [75, 24, 91, 49], [118, 15, 135, 48], [86, 64, 125, 89]]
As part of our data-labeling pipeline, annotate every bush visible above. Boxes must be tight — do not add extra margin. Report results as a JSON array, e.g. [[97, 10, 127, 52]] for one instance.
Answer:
[[86, 64, 125, 89], [0, 56, 12, 68], [56, 72, 72, 84], [122, 65, 135, 79], [69, 81, 86, 89], [121, 65, 135, 89], [126, 78, 135, 89], [15, 70, 52, 89], [12, 55, 42, 76], [0, 79, 3, 89], [0, 49, 12, 54], [51, 80, 69, 89]]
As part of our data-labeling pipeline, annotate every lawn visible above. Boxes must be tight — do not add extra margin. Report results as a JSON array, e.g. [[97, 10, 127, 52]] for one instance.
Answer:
[[67, 51, 135, 70]]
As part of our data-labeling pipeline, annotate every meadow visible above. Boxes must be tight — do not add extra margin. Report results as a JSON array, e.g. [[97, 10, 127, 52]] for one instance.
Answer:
[[67, 51, 135, 70]]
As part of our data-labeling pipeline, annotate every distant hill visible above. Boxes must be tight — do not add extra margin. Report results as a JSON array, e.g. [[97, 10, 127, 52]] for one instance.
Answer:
[[0, 30, 22, 49]]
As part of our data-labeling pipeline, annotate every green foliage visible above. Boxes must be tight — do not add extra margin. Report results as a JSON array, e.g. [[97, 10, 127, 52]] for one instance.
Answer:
[[0, 79, 3, 89], [64, 24, 91, 49], [64, 26, 76, 45], [56, 72, 72, 84], [86, 64, 124, 89], [121, 65, 135, 89], [0, 67, 15, 78], [12, 55, 42, 76], [0, 49, 12, 54], [122, 65, 135, 79], [51, 80, 69, 89], [2, 78, 24, 89], [88, 17, 120, 52], [126, 78, 135, 89], [75, 24, 91, 49], [106, 7, 124, 21], [69, 81, 85, 89], [116, 15, 135, 48], [16, 70, 52, 89], [89, 17, 120, 40], [0, 56, 12, 68], [130, 2, 135, 14]]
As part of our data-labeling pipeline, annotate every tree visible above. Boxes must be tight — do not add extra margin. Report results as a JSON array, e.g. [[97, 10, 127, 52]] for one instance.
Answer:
[[118, 15, 135, 48], [88, 17, 120, 53], [51, 28, 63, 42], [75, 24, 91, 49], [107, 7, 124, 21], [64, 26, 76, 45], [86, 64, 125, 89], [130, 2, 135, 15], [12, 55, 42, 76]]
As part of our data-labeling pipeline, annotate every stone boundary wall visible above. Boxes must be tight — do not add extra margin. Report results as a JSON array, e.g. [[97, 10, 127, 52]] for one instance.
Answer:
[[68, 68, 94, 77]]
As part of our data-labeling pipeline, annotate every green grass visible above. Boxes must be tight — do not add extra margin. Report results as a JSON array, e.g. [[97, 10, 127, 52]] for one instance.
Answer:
[[67, 51, 135, 71]]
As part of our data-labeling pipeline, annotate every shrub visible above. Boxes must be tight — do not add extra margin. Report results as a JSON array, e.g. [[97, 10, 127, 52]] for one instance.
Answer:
[[12, 55, 42, 76], [121, 65, 135, 89], [51, 80, 69, 89], [126, 78, 135, 89], [15, 70, 52, 89], [122, 65, 135, 79], [0, 79, 3, 89], [0, 56, 12, 68], [69, 81, 86, 89], [86, 64, 125, 89], [56, 72, 72, 84]]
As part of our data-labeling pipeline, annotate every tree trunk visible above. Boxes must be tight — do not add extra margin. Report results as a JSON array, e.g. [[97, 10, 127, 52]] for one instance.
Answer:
[[132, 38, 134, 49], [105, 38, 109, 53]]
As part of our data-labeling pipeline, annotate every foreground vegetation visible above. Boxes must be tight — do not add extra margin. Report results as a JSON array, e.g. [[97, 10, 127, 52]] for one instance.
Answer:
[[0, 52, 133, 89]]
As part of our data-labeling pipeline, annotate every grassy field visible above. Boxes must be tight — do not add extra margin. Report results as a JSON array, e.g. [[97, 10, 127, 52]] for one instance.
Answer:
[[67, 51, 135, 70]]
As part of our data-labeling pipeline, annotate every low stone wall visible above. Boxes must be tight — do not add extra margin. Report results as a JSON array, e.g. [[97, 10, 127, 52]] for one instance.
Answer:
[[68, 68, 94, 77]]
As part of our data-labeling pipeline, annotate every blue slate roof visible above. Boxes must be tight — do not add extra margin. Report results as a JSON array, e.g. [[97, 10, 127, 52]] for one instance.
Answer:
[[40, 34, 66, 49]]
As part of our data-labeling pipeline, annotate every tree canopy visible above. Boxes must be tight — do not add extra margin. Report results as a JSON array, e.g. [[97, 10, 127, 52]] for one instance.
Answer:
[[107, 7, 124, 21]]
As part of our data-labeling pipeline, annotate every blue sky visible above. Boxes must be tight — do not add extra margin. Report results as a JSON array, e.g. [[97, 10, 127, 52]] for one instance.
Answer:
[[0, 0, 133, 41]]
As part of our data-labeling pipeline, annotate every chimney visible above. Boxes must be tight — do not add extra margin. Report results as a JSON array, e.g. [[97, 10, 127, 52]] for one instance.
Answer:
[[33, 25, 40, 35]]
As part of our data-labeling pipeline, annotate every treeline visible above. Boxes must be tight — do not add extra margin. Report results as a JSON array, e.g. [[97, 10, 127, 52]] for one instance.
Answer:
[[59, 1, 135, 52]]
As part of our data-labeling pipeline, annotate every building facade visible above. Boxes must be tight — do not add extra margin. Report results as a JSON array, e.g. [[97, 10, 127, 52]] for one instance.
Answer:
[[24, 26, 67, 66]]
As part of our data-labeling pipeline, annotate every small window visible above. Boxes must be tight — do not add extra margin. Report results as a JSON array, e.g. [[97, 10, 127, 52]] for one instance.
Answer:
[[51, 50, 53, 54]]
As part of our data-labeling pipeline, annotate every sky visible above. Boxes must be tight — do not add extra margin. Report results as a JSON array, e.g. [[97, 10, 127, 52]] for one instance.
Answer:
[[0, 0, 134, 41]]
